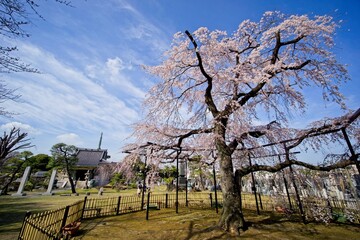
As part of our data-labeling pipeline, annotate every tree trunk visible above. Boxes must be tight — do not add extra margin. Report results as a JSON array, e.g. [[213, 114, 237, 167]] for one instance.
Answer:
[[1, 161, 25, 195], [217, 145, 247, 235], [68, 174, 76, 194], [66, 165, 76, 193], [199, 171, 206, 191]]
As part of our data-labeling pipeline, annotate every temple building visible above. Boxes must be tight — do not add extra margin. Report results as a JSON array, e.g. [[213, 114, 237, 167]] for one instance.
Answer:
[[74, 148, 110, 182], [56, 133, 113, 188]]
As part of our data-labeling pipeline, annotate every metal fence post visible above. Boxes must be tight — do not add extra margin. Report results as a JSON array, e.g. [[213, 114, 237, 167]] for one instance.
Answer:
[[209, 193, 213, 208], [81, 196, 87, 220], [61, 206, 70, 230], [146, 192, 151, 220], [165, 193, 168, 208], [116, 196, 121, 215]]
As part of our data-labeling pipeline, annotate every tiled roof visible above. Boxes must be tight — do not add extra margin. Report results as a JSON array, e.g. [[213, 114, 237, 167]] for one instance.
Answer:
[[76, 148, 109, 167]]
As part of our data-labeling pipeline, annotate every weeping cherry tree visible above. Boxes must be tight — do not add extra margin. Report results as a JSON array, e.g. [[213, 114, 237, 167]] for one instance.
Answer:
[[131, 12, 358, 234]]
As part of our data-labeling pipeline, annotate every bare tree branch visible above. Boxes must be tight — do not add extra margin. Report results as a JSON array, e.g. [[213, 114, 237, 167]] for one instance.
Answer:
[[0, 127, 33, 170]]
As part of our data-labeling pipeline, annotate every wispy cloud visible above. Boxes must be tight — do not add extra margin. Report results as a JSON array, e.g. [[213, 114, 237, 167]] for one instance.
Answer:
[[0, 0, 177, 160], [1, 42, 143, 159], [85, 57, 146, 100]]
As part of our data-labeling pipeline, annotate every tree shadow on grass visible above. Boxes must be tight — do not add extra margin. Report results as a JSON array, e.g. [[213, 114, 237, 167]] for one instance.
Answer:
[[0, 202, 38, 231], [183, 221, 232, 240], [75, 217, 107, 239], [246, 212, 322, 238]]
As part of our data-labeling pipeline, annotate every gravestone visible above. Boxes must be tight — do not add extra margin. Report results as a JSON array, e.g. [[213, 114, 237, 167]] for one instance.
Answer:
[[43, 169, 57, 195], [12, 166, 31, 196]]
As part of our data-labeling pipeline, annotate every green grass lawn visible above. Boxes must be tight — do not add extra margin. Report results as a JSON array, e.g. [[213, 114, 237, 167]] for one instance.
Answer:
[[76, 208, 360, 240], [0, 188, 134, 240], [1, 188, 359, 240]]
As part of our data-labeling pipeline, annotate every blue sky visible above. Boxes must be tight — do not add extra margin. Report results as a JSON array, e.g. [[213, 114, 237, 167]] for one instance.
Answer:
[[0, 0, 359, 162]]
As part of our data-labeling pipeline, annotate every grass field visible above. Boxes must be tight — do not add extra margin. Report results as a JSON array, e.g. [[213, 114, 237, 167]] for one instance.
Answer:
[[0, 188, 135, 240], [1, 187, 360, 240], [76, 208, 360, 240]]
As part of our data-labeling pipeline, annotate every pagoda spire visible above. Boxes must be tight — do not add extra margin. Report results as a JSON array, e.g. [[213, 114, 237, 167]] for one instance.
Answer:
[[98, 132, 103, 150]]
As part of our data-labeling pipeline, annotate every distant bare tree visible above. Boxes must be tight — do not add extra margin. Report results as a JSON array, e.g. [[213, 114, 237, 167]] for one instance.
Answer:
[[0, 0, 70, 116], [0, 150, 33, 195], [0, 127, 33, 170], [0, 80, 21, 117]]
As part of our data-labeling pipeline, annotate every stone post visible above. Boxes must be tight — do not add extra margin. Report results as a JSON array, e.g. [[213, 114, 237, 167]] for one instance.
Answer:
[[43, 169, 57, 195], [12, 166, 31, 196]]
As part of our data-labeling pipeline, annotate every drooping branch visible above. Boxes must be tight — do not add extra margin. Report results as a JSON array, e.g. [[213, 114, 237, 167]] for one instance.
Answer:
[[245, 108, 360, 151], [151, 126, 214, 149], [236, 156, 357, 178], [287, 109, 359, 149]]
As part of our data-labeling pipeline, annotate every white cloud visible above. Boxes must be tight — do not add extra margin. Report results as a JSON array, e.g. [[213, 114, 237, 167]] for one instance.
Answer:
[[0, 122, 41, 135], [56, 133, 83, 146], [106, 57, 125, 75]]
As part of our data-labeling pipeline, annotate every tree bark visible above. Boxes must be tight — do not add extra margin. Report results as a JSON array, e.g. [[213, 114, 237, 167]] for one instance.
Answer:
[[217, 151, 247, 234], [68, 173, 76, 194], [65, 162, 76, 194]]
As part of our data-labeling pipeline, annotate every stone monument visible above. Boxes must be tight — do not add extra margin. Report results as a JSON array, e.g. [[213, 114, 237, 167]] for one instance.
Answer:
[[12, 166, 31, 196], [43, 169, 57, 195]]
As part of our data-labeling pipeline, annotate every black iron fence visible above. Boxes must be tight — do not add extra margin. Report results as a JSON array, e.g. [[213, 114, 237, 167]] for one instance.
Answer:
[[17, 192, 359, 240]]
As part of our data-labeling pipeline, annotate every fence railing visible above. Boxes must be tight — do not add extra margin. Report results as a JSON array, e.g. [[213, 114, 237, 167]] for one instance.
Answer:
[[17, 192, 359, 240], [18, 199, 83, 240]]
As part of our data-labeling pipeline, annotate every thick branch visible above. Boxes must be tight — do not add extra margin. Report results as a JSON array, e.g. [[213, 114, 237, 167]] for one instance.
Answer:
[[176, 128, 214, 148], [238, 81, 267, 106], [271, 31, 305, 64], [185, 30, 219, 116]]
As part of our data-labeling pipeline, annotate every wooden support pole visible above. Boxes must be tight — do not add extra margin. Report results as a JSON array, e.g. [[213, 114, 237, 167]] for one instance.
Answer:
[[212, 164, 219, 214], [341, 128, 360, 174], [176, 149, 179, 214], [249, 154, 260, 215], [185, 159, 188, 207], [278, 155, 293, 210], [141, 154, 147, 211], [285, 145, 306, 223]]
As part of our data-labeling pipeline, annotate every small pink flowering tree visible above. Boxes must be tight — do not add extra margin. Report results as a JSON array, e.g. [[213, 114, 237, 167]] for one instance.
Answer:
[[132, 12, 358, 234]]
